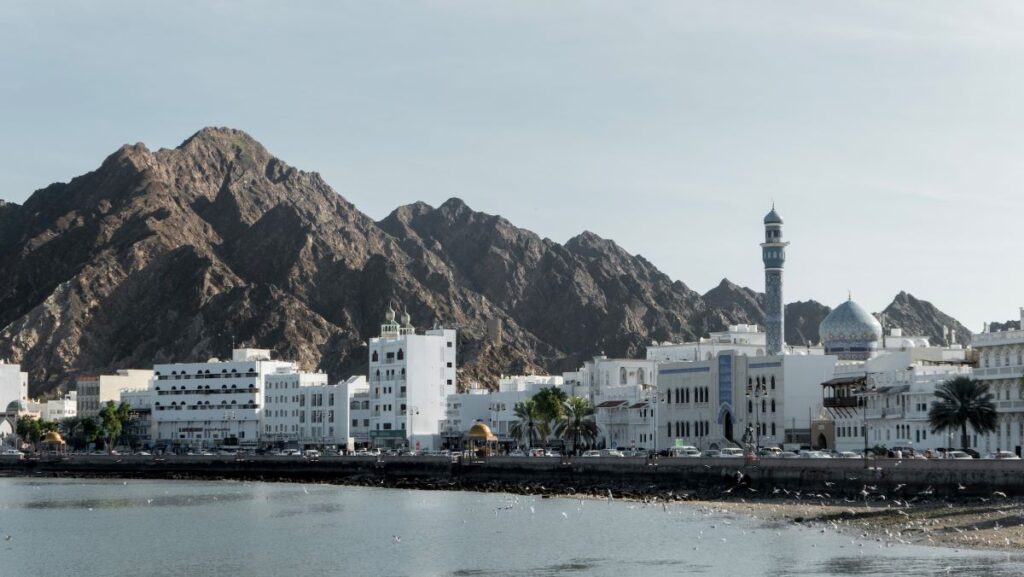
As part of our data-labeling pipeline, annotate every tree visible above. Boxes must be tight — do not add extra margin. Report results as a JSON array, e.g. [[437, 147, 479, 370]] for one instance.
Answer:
[[509, 399, 543, 448], [554, 396, 599, 456], [533, 387, 568, 446], [81, 418, 101, 449], [98, 401, 128, 453], [928, 376, 997, 450], [15, 415, 41, 450]]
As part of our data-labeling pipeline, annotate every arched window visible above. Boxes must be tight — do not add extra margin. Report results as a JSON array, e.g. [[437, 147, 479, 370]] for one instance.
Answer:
[[372, 351, 379, 363], [620, 367, 627, 385], [397, 349, 404, 361], [748, 400, 753, 413], [771, 399, 776, 413], [637, 368, 645, 384], [770, 376, 776, 389]]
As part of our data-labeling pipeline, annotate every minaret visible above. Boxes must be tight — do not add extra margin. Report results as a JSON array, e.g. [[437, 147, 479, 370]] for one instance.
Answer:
[[761, 205, 789, 356]]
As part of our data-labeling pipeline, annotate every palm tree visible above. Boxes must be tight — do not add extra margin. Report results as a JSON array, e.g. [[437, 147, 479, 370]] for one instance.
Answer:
[[509, 399, 542, 448], [554, 396, 599, 455], [928, 376, 997, 450]]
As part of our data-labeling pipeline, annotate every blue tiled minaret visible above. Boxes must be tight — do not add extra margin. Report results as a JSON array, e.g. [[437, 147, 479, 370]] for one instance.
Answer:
[[761, 205, 789, 356]]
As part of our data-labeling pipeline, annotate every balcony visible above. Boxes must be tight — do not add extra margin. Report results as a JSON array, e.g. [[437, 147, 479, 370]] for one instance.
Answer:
[[823, 397, 860, 409], [864, 408, 905, 420]]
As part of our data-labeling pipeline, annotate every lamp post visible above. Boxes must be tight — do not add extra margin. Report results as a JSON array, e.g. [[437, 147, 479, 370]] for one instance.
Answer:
[[858, 376, 878, 469], [746, 376, 768, 454]]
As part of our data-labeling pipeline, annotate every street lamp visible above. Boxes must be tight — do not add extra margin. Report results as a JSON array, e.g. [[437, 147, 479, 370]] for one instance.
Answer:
[[857, 378, 877, 469], [746, 376, 768, 454]]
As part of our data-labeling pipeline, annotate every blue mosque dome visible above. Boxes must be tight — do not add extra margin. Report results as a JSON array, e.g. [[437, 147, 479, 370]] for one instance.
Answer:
[[763, 207, 783, 225], [819, 299, 882, 360]]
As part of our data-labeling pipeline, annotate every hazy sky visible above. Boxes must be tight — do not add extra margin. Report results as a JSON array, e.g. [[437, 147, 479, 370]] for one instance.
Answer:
[[3, 2, 1023, 331]]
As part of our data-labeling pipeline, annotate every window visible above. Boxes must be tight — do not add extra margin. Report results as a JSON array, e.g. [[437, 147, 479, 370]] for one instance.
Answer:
[[447, 341, 452, 348], [372, 351, 379, 362], [620, 367, 627, 385], [770, 376, 775, 390], [397, 349, 404, 360], [771, 399, 776, 413], [447, 362, 453, 368]]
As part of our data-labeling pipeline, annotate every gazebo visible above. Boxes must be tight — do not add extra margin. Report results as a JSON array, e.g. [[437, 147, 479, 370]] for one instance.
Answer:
[[466, 422, 498, 458], [39, 430, 67, 455]]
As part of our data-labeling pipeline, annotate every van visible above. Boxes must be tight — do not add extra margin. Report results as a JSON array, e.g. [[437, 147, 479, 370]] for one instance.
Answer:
[[302, 449, 321, 459]]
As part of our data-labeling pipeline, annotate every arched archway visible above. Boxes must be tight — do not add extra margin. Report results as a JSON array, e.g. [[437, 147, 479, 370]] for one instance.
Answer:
[[723, 411, 734, 442], [816, 433, 828, 449]]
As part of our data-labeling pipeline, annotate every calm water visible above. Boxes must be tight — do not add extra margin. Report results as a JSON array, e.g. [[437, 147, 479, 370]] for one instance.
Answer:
[[1, 479, 1021, 577]]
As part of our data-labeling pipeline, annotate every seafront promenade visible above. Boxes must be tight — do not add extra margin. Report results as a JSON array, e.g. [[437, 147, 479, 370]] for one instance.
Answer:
[[2, 454, 1021, 499]]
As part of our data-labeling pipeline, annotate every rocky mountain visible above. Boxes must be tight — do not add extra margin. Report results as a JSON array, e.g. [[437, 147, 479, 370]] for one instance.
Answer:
[[880, 292, 972, 346], [0, 128, 973, 397]]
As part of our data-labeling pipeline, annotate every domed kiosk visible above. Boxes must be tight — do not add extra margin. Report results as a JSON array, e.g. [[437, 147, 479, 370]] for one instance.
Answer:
[[819, 298, 882, 360], [466, 421, 498, 458]]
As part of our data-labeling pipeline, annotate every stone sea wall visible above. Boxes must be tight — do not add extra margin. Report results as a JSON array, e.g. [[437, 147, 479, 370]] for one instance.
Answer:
[[1, 455, 1020, 499]]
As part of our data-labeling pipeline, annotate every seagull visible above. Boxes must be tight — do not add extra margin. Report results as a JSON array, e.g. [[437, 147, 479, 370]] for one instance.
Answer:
[[4, 536, 10, 541], [561, 512, 569, 519], [993, 491, 1007, 499], [392, 535, 401, 544]]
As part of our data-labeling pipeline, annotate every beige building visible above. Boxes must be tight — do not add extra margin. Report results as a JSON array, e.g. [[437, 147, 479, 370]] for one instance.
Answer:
[[76, 369, 154, 419]]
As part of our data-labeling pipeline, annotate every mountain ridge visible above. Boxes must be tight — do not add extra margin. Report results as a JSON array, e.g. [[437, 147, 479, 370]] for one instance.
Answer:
[[0, 128, 973, 397]]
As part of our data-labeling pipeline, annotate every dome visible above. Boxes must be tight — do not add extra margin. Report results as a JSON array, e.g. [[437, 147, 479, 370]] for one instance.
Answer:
[[401, 310, 411, 327], [5, 399, 26, 414], [467, 422, 496, 441], [819, 299, 882, 343], [764, 207, 783, 225], [42, 431, 64, 444], [385, 304, 396, 322]]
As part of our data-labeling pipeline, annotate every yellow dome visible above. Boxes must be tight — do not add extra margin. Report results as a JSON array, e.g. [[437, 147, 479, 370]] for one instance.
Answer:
[[467, 422, 496, 440], [42, 431, 65, 444]]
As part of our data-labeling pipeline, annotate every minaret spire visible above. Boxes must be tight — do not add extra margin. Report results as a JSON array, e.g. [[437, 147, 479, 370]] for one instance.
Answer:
[[761, 206, 789, 356]]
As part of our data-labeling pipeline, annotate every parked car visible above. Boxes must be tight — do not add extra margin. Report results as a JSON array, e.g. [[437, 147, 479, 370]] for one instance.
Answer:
[[581, 450, 602, 458], [987, 451, 1020, 460], [597, 449, 624, 457], [507, 449, 526, 457], [717, 448, 744, 458], [946, 450, 974, 460], [778, 451, 799, 459], [798, 450, 831, 459], [668, 446, 701, 458], [1, 448, 24, 458], [302, 449, 321, 459], [759, 447, 782, 458], [702, 449, 721, 458], [836, 451, 860, 459]]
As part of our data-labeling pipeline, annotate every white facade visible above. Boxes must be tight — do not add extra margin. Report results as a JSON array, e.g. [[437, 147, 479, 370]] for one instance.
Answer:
[[822, 350, 975, 454], [442, 375, 567, 445], [0, 362, 29, 412], [646, 325, 824, 363], [76, 369, 154, 419], [367, 308, 456, 451], [121, 389, 157, 448], [594, 384, 657, 451], [43, 392, 77, 422], [969, 310, 1024, 455], [151, 348, 293, 449], [263, 374, 369, 448], [657, 353, 786, 451], [561, 355, 656, 399]]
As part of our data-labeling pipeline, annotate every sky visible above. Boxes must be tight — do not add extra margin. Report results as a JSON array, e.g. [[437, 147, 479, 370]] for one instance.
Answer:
[[2, 1, 1023, 332]]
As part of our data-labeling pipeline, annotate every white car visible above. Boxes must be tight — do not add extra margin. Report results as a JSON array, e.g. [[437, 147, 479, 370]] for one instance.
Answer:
[[1, 448, 24, 458], [668, 446, 701, 458], [581, 450, 602, 458], [836, 451, 860, 459], [988, 451, 1020, 460], [799, 450, 832, 459], [947, 451, 974, 460], [716, 448, 744, 458]]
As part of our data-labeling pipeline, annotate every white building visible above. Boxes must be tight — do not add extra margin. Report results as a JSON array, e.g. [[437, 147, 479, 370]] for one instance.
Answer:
[[368, 306, 456, 451], [76, 369, 154, 419], [647, 325, 824, 363], [121, 388, 157, 449], [658, 352, 786, 451], [0, 362, 29, 415], [442, 375, 566, 447], [151, 348, 294, 450], [43, 391, 77, 422], [263, 374, 369, 449], [969, 309, 1024, 455], [594, 384, 658, 451]]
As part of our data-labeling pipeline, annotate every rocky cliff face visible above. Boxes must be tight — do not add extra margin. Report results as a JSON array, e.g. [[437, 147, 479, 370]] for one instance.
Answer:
[[0, 128, 973, 396], [880, 291, 972, 346]]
